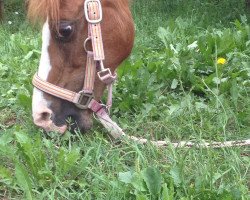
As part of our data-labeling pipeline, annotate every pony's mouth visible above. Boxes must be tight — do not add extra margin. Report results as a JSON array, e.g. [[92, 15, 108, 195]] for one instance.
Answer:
[[51, 111, 93, 134], [72, 111, 93, 133], [64, 115, 86, 133]]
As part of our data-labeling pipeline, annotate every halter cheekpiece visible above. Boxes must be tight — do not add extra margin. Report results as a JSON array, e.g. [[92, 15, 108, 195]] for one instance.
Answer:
[[32, 0, 125, 139]]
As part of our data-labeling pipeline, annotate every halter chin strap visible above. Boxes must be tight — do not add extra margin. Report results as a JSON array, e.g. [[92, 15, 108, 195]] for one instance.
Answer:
[[32, 0, 124, 139]]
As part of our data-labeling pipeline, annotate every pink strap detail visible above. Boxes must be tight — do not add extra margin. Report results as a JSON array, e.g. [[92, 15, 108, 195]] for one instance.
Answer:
[[88, 99, 103, 113], [83, 51, 96, 93], [106, 84, 113, 110], [88, 99, 124, 139]]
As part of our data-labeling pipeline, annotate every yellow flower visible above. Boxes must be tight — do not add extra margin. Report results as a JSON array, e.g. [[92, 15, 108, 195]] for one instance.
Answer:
[[217, 57, 227, 65]]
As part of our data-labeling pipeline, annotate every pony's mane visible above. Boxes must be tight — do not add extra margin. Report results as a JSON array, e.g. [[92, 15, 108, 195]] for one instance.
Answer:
[[27, 0, 60, 23], [27, 0, 132, 24]]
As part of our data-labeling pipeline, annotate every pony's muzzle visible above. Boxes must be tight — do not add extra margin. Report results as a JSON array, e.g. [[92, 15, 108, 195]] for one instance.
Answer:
[[33, 107, 68, 134]]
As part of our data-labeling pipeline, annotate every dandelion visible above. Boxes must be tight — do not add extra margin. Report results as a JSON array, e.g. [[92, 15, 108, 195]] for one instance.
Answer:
[[217, 57, 226, 65]]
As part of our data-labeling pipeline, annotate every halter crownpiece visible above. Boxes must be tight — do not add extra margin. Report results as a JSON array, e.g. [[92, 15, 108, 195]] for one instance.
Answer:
[[33, 0, 124, 139]]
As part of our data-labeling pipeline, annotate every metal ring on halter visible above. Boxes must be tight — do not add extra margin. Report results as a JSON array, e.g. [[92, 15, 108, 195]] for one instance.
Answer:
[[84, 37, 91, 53]]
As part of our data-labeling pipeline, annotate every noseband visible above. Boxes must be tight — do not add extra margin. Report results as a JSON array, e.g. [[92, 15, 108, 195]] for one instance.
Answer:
[[32, 0, 125, 139]]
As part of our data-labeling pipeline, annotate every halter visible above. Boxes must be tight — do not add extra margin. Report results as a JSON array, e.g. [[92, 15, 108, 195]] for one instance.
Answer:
[[32, 0, 125, 139]]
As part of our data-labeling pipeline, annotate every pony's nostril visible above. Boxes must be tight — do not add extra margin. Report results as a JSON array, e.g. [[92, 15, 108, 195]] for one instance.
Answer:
[[33, 109, 68, 133], [41, 112, 51, 121], [33, 108, 52, 124]]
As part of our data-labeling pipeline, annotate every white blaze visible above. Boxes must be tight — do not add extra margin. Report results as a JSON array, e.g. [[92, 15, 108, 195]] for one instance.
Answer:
[[32, 20, 52, 115]]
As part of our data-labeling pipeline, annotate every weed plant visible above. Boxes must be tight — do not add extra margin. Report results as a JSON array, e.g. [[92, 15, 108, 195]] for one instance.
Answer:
[[0, 0, 249, 199]]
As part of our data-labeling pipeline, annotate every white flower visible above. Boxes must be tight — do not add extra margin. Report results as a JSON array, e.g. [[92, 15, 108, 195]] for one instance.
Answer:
[[8, 21, 12, 25], [15, 12, 19, 15]]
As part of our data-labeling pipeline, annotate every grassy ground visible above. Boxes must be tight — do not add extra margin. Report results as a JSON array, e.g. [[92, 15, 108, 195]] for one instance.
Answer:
[[0, 0, 249, 199]]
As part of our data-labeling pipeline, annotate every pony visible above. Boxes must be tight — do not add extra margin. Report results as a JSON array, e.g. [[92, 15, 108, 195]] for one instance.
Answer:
[[28, 0, 135, 134]]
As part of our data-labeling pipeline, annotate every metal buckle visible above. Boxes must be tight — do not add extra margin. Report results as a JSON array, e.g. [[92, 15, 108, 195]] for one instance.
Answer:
[[84, 0, 103, 24], [97, 68, 112, 81], [75, 91, 93, 109]]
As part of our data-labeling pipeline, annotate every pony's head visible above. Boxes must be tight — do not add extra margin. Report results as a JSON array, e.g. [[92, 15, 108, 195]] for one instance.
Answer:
[[28, 0, 134, 133]]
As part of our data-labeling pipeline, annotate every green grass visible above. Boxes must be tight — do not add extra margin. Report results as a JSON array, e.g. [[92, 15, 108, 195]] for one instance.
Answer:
[[0, 0, 250, 199]]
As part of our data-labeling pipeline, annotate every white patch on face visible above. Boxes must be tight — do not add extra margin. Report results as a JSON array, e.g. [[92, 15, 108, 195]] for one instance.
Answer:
[[38, 20, 52, 80], [32, 20, 52, 115]]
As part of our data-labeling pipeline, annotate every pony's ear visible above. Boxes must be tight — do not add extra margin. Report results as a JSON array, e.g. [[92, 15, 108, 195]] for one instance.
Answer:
[[27, 0, 60, 24]]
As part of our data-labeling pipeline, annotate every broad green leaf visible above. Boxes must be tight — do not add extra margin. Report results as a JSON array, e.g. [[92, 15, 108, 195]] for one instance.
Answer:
[[168, 104, 180, 115], [118, 171, 133, 184], [15, 163, 33, 200], [142, 167, 162, 197], [170, 166, 181, 186], [157, 27, 169, 47], [0, 133, 14, 146], [212, 169, 231, 184], [14, 132, 33, 159], [17, 93, 32, 111], [0, 165, 13, 184], [230, 80, 239, 107], [57, 148, 80, 176], [0, 144, 15, 157], [131, 172, 147, 192], [136, 194, 149, 200], [195, 102, 208, 110], [161, 183, 174, 200], [15, 131, 30, 144], [171, 79, 178, 89]]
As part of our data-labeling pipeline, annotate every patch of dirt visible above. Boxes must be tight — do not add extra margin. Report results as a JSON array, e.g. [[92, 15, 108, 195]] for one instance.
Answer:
[[3, 117, 16, 128], [0, 108, 17, 129]]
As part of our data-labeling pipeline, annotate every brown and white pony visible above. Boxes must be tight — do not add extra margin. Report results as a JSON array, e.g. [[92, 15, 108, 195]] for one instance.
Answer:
[[28, 0, 135, 133]]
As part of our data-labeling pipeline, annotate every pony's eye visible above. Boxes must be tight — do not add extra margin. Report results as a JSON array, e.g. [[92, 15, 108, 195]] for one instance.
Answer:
[[59, 25, 73, 37], [56, 21, 75, 42]]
